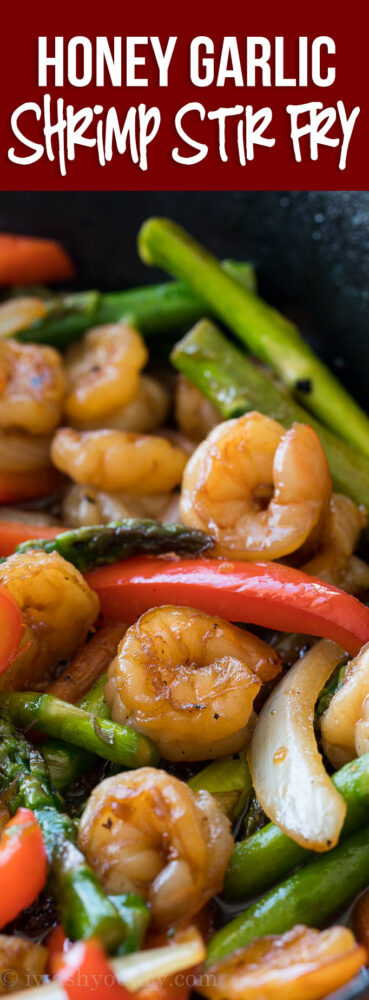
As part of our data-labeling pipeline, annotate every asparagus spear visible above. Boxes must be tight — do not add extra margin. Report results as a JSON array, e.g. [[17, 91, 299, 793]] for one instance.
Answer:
[[0, 691, 159, 768], [171, 321, 369, 514], [206, 821, 369, 966], [13, 261, 255, 348], [111, 894, 150, 956], [42, 673, 111, 790], [224, 752, 369, 901], [16, 520, 214, 572], [139, 217, 369, 460], [0, 716, 131, 951], [188, 754, 252, 821]]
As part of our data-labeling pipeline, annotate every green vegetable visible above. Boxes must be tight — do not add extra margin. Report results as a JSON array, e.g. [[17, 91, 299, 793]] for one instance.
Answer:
[[188, 754, 252, 821], [42, 673, 111, 791], [14, 261, 255, 348], [224, 753, 369, 902], [0, 716, 129, 951], [0, 691, 159, 768], [171, 320, 369, 514], [139, 217, 369, 460], [16, 519, 214, 573], [207, 821, 369, 966], [110, 894, 151, 956]]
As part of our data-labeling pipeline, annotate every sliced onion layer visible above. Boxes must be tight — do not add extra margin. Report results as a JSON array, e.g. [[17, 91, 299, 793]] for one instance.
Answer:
[[249, 639, 347, 851]]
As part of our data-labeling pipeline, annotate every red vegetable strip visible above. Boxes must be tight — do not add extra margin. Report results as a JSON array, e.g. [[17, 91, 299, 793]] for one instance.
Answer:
[[0, 520, 61, 557], [0, 467, 62, 504], [86, 557, 369, 656], [0, 807, 47, 927], [0, 233, 74, 285], [0, 584, 23, 674], [56, 939, 132, 999]]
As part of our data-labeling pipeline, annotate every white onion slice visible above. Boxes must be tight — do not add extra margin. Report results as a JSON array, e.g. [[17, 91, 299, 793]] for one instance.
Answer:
[[10, 926, 206, 999], [0, 297, 47, 338], [249, 639, 347, 851]]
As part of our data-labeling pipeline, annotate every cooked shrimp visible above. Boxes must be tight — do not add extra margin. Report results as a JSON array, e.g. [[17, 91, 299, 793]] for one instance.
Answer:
[[321, 642, 369, 769], [180, 412, 331, 560], [78, 767, 234, 927], [105, 606, 281, 761], [51, 428, 188, 494], [200, 925, 365, 1000], [0, 550, 99, 690], [0, 296, 47, 339], [73, 375, 170, 433], [0, 431, 52, 472], [0, 934, 47, 993], [61, 483, 176, 527], [175, 375, 220, 443], [303, 494, 369, 593], [0, 340, 66, 434], [64, 323, 148, 422]]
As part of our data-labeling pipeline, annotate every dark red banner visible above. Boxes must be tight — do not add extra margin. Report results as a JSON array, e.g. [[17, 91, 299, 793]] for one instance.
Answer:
[[0, 0, 366, 190]]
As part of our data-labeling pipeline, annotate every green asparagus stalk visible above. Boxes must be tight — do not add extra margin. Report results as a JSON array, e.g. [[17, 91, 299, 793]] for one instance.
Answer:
[[110, 894, 150, 956], [0, 717, 131, 951], [16, 520, 214, 572], [206, 821, 369, 966], [14, 261, 255, 348], [188, 754, 252, 821], [224, 752, 369, 902], [0, 691, 159, 768], [139, 217, 369, 460], [42, 673, 111, 790], [171, 321, 369, 514]]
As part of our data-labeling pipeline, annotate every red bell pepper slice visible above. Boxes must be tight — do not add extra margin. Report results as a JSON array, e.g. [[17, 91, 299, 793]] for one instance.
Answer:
[[0, 520, 61, 558], [55, 939, 132, 999], [0, 584, 23, 674], [0, 233, 74, 285], [0, 807, 47, 927], [86, 556, 369, 656]]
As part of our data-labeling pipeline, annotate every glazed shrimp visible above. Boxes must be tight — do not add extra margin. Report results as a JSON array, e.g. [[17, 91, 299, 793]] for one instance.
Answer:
[[0, 340, 66, 434], [51, 428, 188, 494], [61, 483, 177, 528], [0, 550, 99, 690], [105, 606, 281, 761], [73, 375, 170, 433], [180, 412, 331, 560], [0, 431, 52, 472], [78, 767, 234, 927], [175, 375, 220, 443], [302, 494, 369, 594], [64, 323, 147, 422]]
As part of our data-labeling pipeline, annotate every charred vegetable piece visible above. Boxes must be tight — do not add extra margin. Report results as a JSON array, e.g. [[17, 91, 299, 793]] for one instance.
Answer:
[[171, 321, 369, 517], [207, 821, 369, 966], [188, 754, 252, 821], [140, 218, 369, 460], [0, 716, 130, 951], [0, 691, 159, 768], [16, 520, 214, 572], [13, 261, 255, 348], [225, 752, 369, 901]]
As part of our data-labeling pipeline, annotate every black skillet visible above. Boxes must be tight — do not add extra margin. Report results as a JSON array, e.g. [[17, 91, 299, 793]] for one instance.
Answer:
[[0, 190, 369, 999]]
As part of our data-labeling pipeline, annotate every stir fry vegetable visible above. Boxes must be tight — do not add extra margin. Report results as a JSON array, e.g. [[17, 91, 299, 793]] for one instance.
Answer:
[[0, 808, 47, 927], [17, 520, 214, 572], [0, 717, 130, 951], [7, 260, 254, 347], [225, 751, 369, 900], [86, 556, 369, 656], [172, 320, 369, 517], [139, 218, 369, 459], [0, 234, 74, 285], [0, 690, 159, 767]]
